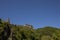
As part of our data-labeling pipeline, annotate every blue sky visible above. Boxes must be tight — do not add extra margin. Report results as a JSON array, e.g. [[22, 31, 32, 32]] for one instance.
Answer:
[[0, 0, 60, 28]]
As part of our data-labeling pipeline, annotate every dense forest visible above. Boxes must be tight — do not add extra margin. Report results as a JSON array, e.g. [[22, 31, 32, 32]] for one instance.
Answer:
[[0, 18, 60, 40]]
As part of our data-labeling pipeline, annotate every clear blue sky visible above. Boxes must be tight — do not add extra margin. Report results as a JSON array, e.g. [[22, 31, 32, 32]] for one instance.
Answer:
[[0, 0, 60, 28]]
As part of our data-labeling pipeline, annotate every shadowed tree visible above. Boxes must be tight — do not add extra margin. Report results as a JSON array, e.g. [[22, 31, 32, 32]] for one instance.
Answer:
[[20, 32, 27, 40], [0, 18, 2, 24], [0, 24, 11, 40]]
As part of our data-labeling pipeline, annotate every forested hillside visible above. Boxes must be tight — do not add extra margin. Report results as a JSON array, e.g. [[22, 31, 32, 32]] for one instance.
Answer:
[[0, 19, 60, 40]]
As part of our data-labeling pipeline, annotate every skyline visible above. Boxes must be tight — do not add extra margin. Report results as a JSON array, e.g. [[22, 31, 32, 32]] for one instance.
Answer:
[[0, 0, 60, 28]]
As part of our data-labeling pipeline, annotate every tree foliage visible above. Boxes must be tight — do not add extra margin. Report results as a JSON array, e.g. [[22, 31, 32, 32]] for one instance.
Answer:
[[0, 19, 60, 40]]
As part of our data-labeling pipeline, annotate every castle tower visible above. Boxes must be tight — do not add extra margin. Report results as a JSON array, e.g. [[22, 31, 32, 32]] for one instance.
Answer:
[[7, 18, 10, 24], [5, 18, 10, 24]]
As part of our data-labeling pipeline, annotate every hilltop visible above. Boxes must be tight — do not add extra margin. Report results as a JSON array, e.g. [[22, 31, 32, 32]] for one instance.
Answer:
[[0, 18, 60, 40]]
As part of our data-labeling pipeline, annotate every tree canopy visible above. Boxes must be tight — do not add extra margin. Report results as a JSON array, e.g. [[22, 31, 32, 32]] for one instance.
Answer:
[[0, 19, 60, 40]]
